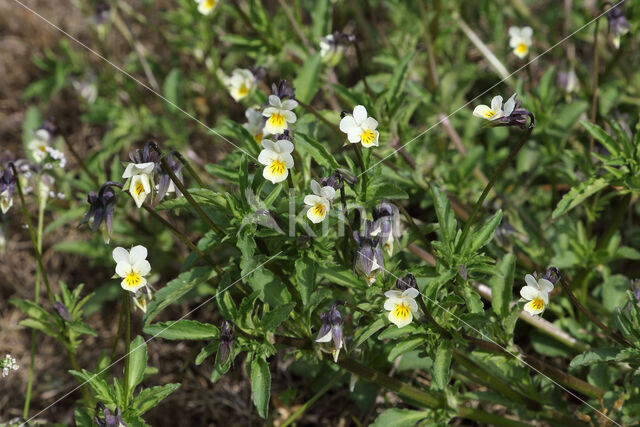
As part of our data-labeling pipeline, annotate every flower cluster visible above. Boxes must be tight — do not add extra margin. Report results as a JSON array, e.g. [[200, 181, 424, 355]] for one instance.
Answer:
[[113, 245, 153, 313], [1, 354, 19, 378], [304, 179, 336, 223]]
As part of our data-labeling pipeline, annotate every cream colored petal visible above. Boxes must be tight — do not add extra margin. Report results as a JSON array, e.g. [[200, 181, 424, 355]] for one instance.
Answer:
[[403, 288, 419, 299], [347, 129, 362, 143], [491, 95, 503, 112], [473, 105, 493, 119], [383, 298, 399, 311], [115, 261, 131, 278], [360, 130, 379, 148], [384, 290, 403, 299], [268, 95, 281, 107], [389, 309, 413, 328], [524, 300, 544, 315], [262, 107, 277, 117], [352, 105, 368, 124], [362, 117, 378, 131], [129, 245, 148, 264], [263, 163, 288, 184], [283, 110, 297, 124], [133, 259, 151, 276], [339, 116, 357, 133], [521, 26, 533, 38], [261, 139, 276, 151], [281, 99, 298, 110], [112, 247, 130, 264], [310, 180, 322, 195], [503, 93, 517, 116], [520, 285, 539, 301], [275, 139, 295, 154], [122, 163, 136, 179], [258, 149, 277, 166], [539, 278, 554, 293], [524, 274, 539, 289], [320, 186, 336, 201], [315, 330, 333, 343], [304, 194, 324, 206]]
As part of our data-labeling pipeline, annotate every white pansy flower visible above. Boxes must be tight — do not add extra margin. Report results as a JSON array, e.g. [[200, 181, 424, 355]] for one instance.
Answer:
[[473, 93, 517, 121], [113, 245, 151, 293], [225, 69, 256, 102], [520, 274, 554, 315], [122, 162, 155, 208], [243, 107, 265, 143], [262, 95, 298, 135], [257, 139, 294, 184], [339, 105, 379, 148], [0, 190, 12, 214], [304, 180, 336, 223], [509, 26, 533, 59], [195, 0, 217, 15], [320, 34, 346, 66], [28, 129, 51, 163], [384, 288, 419, 328]]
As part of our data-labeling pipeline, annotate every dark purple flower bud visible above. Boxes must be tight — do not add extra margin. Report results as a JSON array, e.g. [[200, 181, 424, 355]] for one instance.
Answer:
[[54, 301, 72, 322], [315, 302, 344, 362], [79, 181, 122, 243], [129, 141, 159, 166], [273, 130, 293, 141], [0, 165, 17, 198], [249, 65, 266, 81], [607, 5, 630, 46], [156, 151, 183, 201], [492, 96, 535, 129], [396, 273, 417, 291], [353, 221, 384, 284], [458, 265, 468, 281], [533, 267, 560, 286], [331, 32, 356, 45], [93, 1, 111, 24], [219, 320, 234, 364], [318, 173, 344, 191], [271, 80, 296, 100], [94, 403, 127, 427]]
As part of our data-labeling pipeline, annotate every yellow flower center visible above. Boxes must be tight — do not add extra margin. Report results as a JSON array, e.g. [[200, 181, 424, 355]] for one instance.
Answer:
[[269, 159, 286, 176], [254, 132, 263, 143], [134, 181, 146, 197], [268, 113, 286, 129], [516, 43, 528, 55], [238, 84, 249, 96], [484, 110, 496, 119], [530, 298, 545, 311], [361, 130, 376, 145], [312, 203, 326, 217], [205, 0, 215, 8], [392, 303, 410, 321], [38, 145, 47, 153], [125, 272, 142, 288]]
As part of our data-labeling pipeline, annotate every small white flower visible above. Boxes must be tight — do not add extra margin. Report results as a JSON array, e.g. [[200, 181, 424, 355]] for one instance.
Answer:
[[243, 107, 265, 143], [0, 189, 12, 214], [195, 0, 217, 15], [257, 139, 294, 184], [262, 95, 298, 135], [473, 93, 517, 121], [225, 69, 256, 102], [509, 26, 533, 59], [320, 34, 346, 66], [1, 354, 19, 378], [113, 245, 151, 292], [28, 129, 51, 163], [339, 105, 379, 148], [520, 274, 554, 315], [384, 288, 419, 328], [122, 162, 155, 208], [304, 180, 336, 223]]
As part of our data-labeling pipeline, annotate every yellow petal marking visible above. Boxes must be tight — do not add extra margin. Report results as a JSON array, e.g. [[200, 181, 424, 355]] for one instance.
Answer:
[[361, 130, 376, 145], [483, 110, 496, 119], [269, 159, 286, 177], [135, 181, 146, 197], [125, 272, 142, 288], [515, 43, 528, 55], [312, 203, 326, 218], [392, 303, 410, 321], [530, 298, 545, 311], [254, 132, 263, 143], [268, 113, 286, 129]]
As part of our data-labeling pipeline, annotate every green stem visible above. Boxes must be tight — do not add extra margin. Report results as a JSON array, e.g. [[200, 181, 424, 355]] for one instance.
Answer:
[[174, 152, 206, 188], [281, 375, 340, 427], [418, 0, 439, 91], [397, 204, 432, 253], [457, 127, 533, 250], [353, 41, 374, 100], [295, 97, 341, 135], [109, 297, 125, 365], [353, 145, 367, 202], [122, 291, 132, 407], [588, 18, 600, 156]]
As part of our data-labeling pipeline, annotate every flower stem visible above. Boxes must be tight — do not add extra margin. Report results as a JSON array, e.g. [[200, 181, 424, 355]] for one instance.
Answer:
[[397, 204, 433, 253], [588, 17, 600, 156], [122, 291, 132, 407], [109, 297, 125, 365], [174, 152, 206, 188], [456, 126, 533, 250], [294, 97, 342, 135], [353, 144, 367, 202], [353, 41, 374, 100]]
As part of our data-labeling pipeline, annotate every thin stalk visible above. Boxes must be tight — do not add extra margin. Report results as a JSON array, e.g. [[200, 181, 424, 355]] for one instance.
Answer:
[[397, 204, 433, 253], [151, 144, 224, 237], [353, 41, 374, 100], [228, 2, 275, 50], [353, 145, 367, 202], [65, 139, 99, 186], [457, 127, 532, 250], [588, 18, 600, 155], [286, 173, 294, 192], [276, 0, 312, 51], [174, 152, 206, 188], [559, 279, 632, 347], [418, 0, 439, 91], [295, 97, 341, 135], [281, 375, 340, 427], [110, 299, 125, 364], [122, 291, 132, 407]]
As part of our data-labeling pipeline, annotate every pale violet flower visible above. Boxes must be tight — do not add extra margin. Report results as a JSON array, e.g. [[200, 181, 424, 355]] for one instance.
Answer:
[[509, 26, 533, 59], [263, 95, 298, 135], [28, 129, 52, 163], [473, 94, 517, 121], [304, 180, 336, 223], [113, 245, 151, 292], [122, 162, 155, 208], [257, 139, 294, 184], [195, 0, 217, 15], [243, 107, 265, 143], [384, 288, 419, 328], [339, 105, 379, 148], [225, 68, 256, 102], [520, 274, 554, 315]]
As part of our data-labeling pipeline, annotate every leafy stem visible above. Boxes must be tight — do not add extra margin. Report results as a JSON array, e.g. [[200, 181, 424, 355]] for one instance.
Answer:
[[122, 290, 132, 407]]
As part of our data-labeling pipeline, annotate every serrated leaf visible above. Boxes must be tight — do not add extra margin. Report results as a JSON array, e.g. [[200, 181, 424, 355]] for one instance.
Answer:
[[581, 121, 620, 156], [431, 185, 456, 246], [552, 178, 608, 219], [468, 210, 502, 254], [143, 320, 219, 340], [570, 348, 620, 368], [133, 383, 180, 415], [251, 356, 271, 418]]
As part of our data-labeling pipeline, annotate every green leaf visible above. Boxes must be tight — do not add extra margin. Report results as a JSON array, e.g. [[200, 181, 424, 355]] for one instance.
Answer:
[[580, 121, 620, 156], [368, 182, 409, 200], [552, 178, 608, 219], [261, 302, 295, 331], [387, 337, 424, 362], [196, 341, 219, 365], [69, 369, 115, 404], [19, 318, 59, 338], [295, 256, 317, 306], [10, 299, 53, 322], [144, 267, 215, 325], [163, 69, 181, 113], [311, 0, 331, 40], [143, 320, 219, 340], [431, 185, 456, 246], [433, 340, 453, 390], [294, 53, 322, 103], [251, 356, 271, 418], [468, 210, 502, 254], [570, 348, 620, 368], [127, 336, 148, 394], [296, 132, 341, 169], [352, 317, 386, 349], [386, 51, 415, 115], [372, 409, 428, 427], [489, 253, 516, 319], [133, 383, 180, 415]]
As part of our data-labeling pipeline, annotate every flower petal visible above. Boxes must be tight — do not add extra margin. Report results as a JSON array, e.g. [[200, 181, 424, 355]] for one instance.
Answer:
[[524, 300, 544, 315], [113, 247, 130, 264], [275, 139, 295, 154], [520, 285, 540, 301], [133, 259, 151, 276], [362, 117, 378, 131], [403, 287, 419, 299], [353, 105, 368, 124], [491, 95, 503, 112], [258, 149, 277, 166], [320, 186, 336, 200], [503, 93, 517, 116], [524, 274, 539, 289], [539, 278, 554, 294], [281, 99, 298, 110], [473, 105, 494, 119], [115, 261, 131, 278], [339, 116, 357, 133], [129, 245, 148, 264], [268, 95, 281, 107]]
